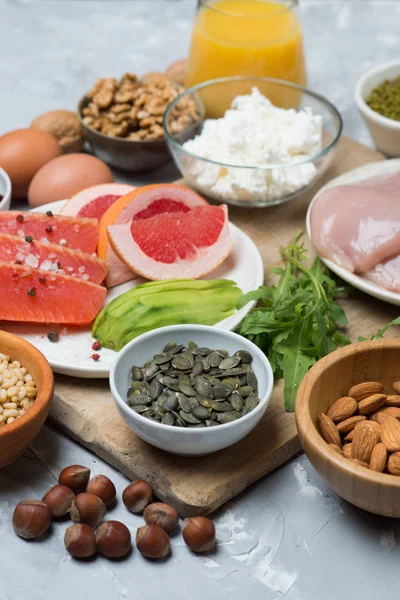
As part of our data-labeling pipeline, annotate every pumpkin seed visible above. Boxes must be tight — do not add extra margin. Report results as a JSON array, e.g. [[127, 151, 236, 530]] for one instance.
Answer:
[[126, 340, 260, 428], [179, 410, 201, 425], [210, 401, 232, 412], [247, 371, 258, 389], [193, 347, 211, 356], [234, 350, 253, 364], [163, 341, 177, 353], [149, 378, 163, 400], [192, 406, 210, 420], [191, 360, 204, 378], [239, 385, 254, 397], [219, 356, 241, 370], [212, 382, 231, 399], [177, 393, 192, 413], [194, 376, 212, 397], [162, 413, 175, 425], [230, 391, 244, 411], [131, 366, 144, 381], [171, 356, 192, 371]]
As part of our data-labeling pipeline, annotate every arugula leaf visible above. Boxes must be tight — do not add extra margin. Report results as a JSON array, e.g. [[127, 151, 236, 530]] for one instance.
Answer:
[[358, 316, 400, 341], [237, 232, 350, 413]]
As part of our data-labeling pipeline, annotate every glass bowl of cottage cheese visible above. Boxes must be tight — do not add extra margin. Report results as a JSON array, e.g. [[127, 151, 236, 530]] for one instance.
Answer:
[[163, 77, 343, 207]]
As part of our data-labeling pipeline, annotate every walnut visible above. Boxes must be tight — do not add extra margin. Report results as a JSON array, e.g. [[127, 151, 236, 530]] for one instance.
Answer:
[[165, 59, 186, 86], [81, 71, 200, 142]]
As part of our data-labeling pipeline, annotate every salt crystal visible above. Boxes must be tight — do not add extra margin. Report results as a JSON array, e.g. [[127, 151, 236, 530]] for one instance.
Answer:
[[40, 238, 49, 244], [16, 251, 25, 261], [78, 266, 86, 274], [82, 274, 90, 281], [25, 253, 39, 268], [73, 225, 80, 233], [17, 229, 25, 237], [40, 260, 52, 271], [58, 269, 65, 275], [66, 266, 74, 272], [48, 252, 57, 259]]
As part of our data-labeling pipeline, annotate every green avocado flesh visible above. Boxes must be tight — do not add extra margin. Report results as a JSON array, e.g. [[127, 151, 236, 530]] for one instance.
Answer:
[[92, 279, 242, 351]]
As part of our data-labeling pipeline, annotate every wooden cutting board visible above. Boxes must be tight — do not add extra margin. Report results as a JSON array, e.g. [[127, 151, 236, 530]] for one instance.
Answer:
[[50, 136, 398, 517]]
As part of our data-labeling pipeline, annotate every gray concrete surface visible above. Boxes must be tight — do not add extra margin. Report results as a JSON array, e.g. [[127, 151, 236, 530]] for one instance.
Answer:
[[1, 1, 400, 598]]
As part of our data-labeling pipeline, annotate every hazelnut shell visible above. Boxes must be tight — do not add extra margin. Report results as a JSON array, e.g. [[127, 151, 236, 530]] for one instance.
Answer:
[[70, 492, 107, 527], [182, 517, 216, 552], [143, 502, 179, 533], [136, 525, 170, 559], [12, 500, 52, 539], [59, 465, 91, 493], [42, 484, 75, 517], [87, 475, 116, 507], [95, 521, 131, 558], [64, 523, 96, 559], [122, 480, 152, 513]]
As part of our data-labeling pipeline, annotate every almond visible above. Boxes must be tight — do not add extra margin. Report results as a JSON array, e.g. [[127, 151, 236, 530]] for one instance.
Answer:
[[343, 444, 352, 459], [337, 415, 366, 434], [393, 380, 400, 394], [373, 406, 400, 420], [358, 393, 387, 415], [348, 381, 383, 402], [351, 427, 379, 462], [328, 443, 343, 455], [370, 443, 387, 472], [327, 396, 358, 422], [347, 420, 381, 442], [388, 452, 400, 475], [385, 395, 400, 408], [380, 415, 400, 452], [319, 414, 341, 447], [349, 458, 370, 469]]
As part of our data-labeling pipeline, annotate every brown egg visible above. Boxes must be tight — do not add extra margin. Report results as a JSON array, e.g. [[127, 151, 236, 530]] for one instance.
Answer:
[[28, 153, 114, 207], [0, 129, 62, 198]]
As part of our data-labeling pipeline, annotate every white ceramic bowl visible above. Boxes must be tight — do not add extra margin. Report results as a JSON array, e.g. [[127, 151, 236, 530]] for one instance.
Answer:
[[0, 168, 11, 210], [355, 60, 400, 157], [110, 324, 274, 456]]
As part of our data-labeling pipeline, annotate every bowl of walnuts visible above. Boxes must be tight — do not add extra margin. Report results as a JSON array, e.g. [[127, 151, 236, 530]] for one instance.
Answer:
[[78, 72, 200, 172]]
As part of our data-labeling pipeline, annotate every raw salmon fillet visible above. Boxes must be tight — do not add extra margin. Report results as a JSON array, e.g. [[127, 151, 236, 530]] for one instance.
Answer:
[[0, 233, 106, 284], [0, 261, 106, 325], [0, 211, 99, 254]]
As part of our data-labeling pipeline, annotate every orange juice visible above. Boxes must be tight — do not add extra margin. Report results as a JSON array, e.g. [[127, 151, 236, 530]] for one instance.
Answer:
[[185, 0, 306, 88]]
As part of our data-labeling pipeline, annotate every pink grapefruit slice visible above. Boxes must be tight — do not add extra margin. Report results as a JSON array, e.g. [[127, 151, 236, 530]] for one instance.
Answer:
[[61, 183, 135, 219], [0, 233, 106, 284], [99, 184, 208, 287], [107, 185, 232, 280]]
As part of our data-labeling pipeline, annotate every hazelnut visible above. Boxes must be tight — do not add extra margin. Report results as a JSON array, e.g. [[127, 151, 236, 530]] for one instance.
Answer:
[[59, 465, 91, 493], [95, 521, 131, 559], [64, 523, 96, 559], [12, 500, 52, 539], [136, 525, 170, 559], [182, 517, 216, 553], [70, 493, 106, 527], [87, 475, 116, 507], [42, 484, 75, 517], [122, 480, 152, 513], [165, 59, 186, 86], [143, 502, 179, 533]]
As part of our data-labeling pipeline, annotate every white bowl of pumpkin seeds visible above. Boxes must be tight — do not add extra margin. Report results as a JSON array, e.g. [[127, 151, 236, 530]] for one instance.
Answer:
[[109, 324, 274, 456]]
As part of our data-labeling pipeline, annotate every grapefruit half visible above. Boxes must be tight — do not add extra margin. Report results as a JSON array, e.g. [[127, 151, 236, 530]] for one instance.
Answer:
[[99, 184, 209, 287], [61, 183, 135, 219], [107, 184, 232, 281]]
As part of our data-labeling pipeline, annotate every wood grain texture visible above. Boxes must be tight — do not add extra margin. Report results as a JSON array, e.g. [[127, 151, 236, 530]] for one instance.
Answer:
[[50, 136, 397, 517], [296, 339, 400, 518]]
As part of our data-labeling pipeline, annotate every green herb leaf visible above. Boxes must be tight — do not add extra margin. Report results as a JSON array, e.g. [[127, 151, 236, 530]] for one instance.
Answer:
[[358, 316, 400, 341], [237, 232, 350, 413]]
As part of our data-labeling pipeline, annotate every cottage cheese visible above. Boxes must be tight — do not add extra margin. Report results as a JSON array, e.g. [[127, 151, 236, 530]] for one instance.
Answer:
[[182, 87, 323, 203]]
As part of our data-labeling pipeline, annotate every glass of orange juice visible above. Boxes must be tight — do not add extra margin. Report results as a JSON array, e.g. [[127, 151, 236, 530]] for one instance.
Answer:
[[185, 0, 306, 89]]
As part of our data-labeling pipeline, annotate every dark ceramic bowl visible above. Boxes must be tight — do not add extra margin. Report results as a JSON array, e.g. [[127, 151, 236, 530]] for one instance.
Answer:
[[78, 96, 171, 172]]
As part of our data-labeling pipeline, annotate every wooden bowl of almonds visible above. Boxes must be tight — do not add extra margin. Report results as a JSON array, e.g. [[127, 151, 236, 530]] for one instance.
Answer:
[[296, 339, 400, 517], [0, 330, 54, 469], [78, 72, 200, 172]]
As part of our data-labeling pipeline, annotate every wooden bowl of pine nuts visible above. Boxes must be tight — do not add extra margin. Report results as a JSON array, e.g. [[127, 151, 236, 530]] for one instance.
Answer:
[[296, 338, 400, 518], [0, 331, 54, 469]]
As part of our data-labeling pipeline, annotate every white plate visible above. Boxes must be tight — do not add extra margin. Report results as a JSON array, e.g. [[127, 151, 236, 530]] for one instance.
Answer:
[[306, 159, 400, 307], [2, 200, 264, 377]]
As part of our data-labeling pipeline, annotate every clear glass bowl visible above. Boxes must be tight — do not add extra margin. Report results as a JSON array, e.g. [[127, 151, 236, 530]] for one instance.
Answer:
[[163, 77, 343, 207]]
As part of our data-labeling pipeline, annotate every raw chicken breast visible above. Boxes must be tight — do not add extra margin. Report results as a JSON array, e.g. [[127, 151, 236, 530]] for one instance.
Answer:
[[310, 172, 400, 273], [365, 255, 400, 293]]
